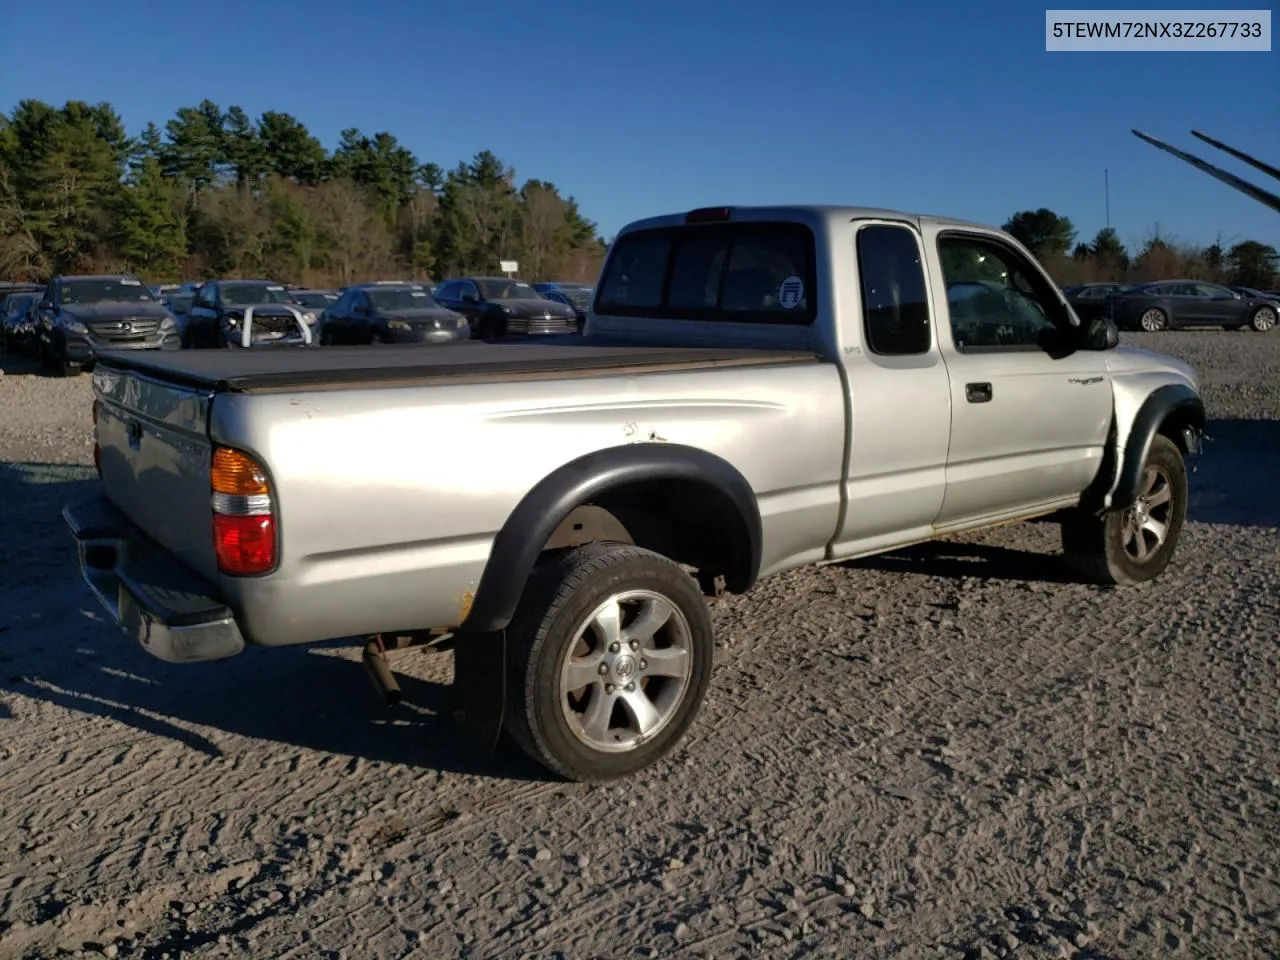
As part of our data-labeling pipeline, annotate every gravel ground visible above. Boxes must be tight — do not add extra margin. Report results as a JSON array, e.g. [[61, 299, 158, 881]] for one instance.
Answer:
[[1, 331, 1277, 960]]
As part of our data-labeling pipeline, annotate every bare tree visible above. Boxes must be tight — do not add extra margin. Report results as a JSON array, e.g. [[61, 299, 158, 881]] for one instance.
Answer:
[[313, 179, 395, 284], [521, 184, 566, 281]]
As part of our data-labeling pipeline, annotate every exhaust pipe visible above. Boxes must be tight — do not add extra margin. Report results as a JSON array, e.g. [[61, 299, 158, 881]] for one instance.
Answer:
[[362, 636, 402, 705]]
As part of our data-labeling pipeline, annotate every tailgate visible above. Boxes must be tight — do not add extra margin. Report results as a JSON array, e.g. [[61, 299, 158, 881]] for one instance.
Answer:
[[93, 364, 220, 582]]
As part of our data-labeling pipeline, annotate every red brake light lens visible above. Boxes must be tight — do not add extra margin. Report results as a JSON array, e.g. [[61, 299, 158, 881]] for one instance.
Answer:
[[213, 514, 276, 576], [685, 206, 731, 223]]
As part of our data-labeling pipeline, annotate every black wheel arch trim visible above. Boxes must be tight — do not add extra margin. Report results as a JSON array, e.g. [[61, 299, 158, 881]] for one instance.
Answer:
[[461, 443, 763, 633], [1109, 383, 1205, 511]]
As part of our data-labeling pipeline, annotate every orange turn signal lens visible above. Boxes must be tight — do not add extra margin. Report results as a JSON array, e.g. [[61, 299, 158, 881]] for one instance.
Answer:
[[211, 447, 271, 496]]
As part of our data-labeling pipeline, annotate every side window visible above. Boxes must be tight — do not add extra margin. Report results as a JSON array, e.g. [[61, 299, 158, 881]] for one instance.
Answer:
[[856, 224, 931, 356], [461, 282, 479, 300], [1195, 283, 1228, 298], [43, 282, 56, 305], [937, 234, 1059, 350], [435, 282, 456, 300]]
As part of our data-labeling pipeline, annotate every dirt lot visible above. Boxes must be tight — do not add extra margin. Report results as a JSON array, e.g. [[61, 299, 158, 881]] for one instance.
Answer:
[[1, 332, 1277, 960]]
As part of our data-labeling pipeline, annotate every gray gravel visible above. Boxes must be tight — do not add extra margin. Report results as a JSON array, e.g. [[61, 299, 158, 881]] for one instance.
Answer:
[[1, 332, 1278, 960]]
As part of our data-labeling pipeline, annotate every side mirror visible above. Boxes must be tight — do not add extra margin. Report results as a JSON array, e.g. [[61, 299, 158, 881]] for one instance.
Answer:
[[1079, 316, 1119, 351], [37, 300, 52, 311], [462, 291, 479, 303]]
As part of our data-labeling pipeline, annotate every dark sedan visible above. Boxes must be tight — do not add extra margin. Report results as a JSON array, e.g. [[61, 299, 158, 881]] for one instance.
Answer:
[[1107, 280, 1278, 332], [316, 283, 469, 345], [434, 277, 580, 341], [33, 275, 180, 374], [1062, 282, 1126, 322]]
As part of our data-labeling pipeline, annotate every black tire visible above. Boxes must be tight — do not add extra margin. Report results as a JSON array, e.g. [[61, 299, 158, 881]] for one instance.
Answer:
[[1249, 305, 1276, 333], [1061, 434, 1188, 586], [503, 542, 714, 782]]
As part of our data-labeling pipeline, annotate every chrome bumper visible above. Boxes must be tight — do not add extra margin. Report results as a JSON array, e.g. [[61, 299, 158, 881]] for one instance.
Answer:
[[63, 496, 245, 663]]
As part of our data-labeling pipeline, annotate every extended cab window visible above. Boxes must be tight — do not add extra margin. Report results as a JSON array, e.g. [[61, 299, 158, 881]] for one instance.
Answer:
[[597, 223, 816, 324], [937, 234, 1060, 351], [856, 224, 931, 355]]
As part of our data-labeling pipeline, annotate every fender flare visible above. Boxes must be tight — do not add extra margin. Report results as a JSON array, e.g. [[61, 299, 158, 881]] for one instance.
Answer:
[[461, 443, 763, 633], [1108, 383, 1205, 511]]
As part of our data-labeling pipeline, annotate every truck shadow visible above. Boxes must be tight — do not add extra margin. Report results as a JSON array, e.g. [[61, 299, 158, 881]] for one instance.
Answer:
[[0, 459, 551, 782], [842, 417, 1277, 584]]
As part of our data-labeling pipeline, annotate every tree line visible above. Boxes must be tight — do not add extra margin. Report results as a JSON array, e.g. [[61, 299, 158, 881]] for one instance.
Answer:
[[0, 99, 606, 287], [1003, 208, 1279, 290], [1, 99, 1275, 293]]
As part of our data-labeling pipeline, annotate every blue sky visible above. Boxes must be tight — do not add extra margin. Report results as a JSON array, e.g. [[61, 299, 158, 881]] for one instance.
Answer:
[[2, 0, 1276, 251]]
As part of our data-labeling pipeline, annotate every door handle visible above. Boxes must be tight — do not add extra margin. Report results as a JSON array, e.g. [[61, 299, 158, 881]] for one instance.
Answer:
[[965, 382, 993, 403]]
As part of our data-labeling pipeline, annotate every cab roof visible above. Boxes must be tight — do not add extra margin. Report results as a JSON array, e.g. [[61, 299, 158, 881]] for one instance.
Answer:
[[614, 204, 998, 237]]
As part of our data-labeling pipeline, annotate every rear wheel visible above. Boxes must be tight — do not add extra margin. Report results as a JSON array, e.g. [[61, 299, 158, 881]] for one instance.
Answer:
[[502, 542, 715, 782], [1061, 434, 1187, 585], [1249, 305, 1276, 332], [1139, 308, 1169, 332]]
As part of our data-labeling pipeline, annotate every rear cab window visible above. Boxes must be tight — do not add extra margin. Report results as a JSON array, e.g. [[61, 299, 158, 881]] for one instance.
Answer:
[[596, 221, 817, 324]]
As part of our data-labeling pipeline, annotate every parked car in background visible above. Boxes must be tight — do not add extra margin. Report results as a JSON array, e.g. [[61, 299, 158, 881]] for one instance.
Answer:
[[184, 279, 307, 348], [2, 291, 42, 355], [535, 281, 595, 324], [32, 274, 180, 375], [0, 282, 45, 300], [161, 291, 196, 342], [288, 289, 340, 327], [434, 276, 580, 341], [316, 282, 469, 345], [1230, 285, 1280, 309], [1061, 282, 1126, 322], [1108, 280, 1277, 332]]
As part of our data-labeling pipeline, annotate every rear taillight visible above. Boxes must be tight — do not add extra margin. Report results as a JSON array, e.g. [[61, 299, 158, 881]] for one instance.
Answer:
[[210, 446, 276, 575]]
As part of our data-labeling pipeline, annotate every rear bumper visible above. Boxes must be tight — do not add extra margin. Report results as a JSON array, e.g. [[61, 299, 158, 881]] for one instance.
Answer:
[[63, 495, 246, 663]]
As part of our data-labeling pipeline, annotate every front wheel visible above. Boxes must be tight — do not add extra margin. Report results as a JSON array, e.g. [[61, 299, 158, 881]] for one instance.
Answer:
[[1249, 305, 1276, 332], [503, 542, 715, 782], [1061, 434, 1188, 585]]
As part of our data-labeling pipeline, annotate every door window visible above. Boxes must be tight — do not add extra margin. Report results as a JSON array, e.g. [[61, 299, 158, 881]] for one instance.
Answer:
[[937, 234, 1061, 351]]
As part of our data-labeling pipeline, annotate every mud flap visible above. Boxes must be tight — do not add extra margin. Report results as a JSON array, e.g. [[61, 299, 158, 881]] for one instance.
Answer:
[[450, 629, 507, 754]]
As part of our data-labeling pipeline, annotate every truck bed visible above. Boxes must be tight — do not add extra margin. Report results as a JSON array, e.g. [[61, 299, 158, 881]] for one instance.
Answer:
[[93, 340, 821, 393]]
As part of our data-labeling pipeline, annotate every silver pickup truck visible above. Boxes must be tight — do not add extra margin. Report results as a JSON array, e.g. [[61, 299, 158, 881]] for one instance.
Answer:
[[64, 204, 1205, 782]]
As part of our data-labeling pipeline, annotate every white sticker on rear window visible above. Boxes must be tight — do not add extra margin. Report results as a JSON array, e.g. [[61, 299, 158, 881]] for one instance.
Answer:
[[411, 291, 427, 297], [120, 278, 141, 286], [778, 276, 804, 309], [267, 285, 285, 291]]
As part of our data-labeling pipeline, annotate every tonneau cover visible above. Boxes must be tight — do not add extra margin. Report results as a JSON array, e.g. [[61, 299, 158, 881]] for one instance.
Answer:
[[93, 339, 821, 393]]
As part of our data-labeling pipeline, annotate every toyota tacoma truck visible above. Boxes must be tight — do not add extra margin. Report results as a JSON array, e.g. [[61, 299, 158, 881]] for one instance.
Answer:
[[63, 205, 1205, 782]]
